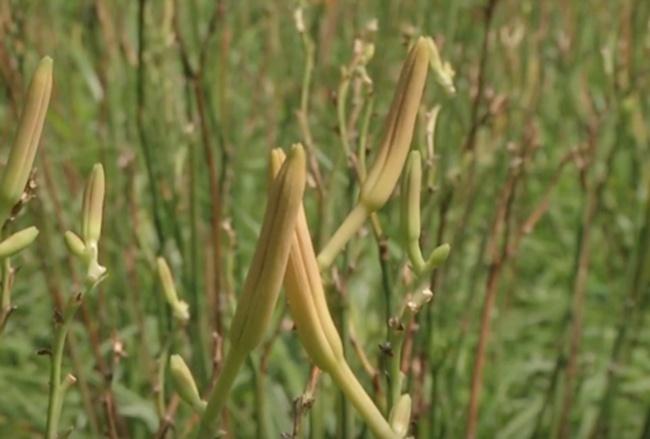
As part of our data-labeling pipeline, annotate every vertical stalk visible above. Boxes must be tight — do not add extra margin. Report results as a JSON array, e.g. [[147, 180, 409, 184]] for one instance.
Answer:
[[45, 282, 97, 438], [196, 347, 247, 438]]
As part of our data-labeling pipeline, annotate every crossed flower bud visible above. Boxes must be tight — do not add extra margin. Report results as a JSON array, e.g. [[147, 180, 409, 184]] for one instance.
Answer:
[[197, 144, 306, 438]]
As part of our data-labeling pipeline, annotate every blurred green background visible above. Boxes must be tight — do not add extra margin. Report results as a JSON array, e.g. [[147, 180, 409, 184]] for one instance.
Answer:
[[0, 0, 649, 437]]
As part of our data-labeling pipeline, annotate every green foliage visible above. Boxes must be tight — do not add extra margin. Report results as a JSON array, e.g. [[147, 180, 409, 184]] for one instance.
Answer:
[[0, 0, 649, 438]]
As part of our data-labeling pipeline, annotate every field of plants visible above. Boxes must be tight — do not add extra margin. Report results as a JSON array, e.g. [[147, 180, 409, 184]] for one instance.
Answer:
[[0, 0, 649, 438]]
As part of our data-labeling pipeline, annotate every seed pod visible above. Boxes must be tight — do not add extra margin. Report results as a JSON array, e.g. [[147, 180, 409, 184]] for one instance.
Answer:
[[81, 164, 105, 245], [228, 144, 306, 353], [169, 355, 205, 412], [271, 147, 344, 373], [157, 257, 189, 323], [0, 226, 39, 259], [360, 37, 431, 211], [0, 57, 53, 217]]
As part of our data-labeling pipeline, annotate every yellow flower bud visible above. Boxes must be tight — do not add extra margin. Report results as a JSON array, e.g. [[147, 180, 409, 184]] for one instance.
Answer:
[[360, 37, 431, 211], [0, 57, 53, 218], [228, 144, 306, 352], [81, 164, 105, 245], [270, 147, 344, 373], [0, 226, 39, 259], [157, 257, 189, 323], [198, 144, 306, 438], [170, 354, 205, 413]]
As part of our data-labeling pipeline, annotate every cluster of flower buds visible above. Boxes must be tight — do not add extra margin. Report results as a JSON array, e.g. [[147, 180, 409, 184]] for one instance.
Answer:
[[318, 37, 454, 270], [272, 146, 399, 439], [64, 164, 107, 284]]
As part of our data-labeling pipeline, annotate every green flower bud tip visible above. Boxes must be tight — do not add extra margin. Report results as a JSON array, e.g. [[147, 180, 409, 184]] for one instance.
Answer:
[[81, 163, 105, 245], [229, 143, 306, 353], [389, 394, 412, 438], [425, 243, 450, 271], [0, 226, 39, 259], [157, 257, 189, 323], [63, 231, 86, 257], [170, 354, 205, 413], [402, 151, 422, 245], [0, 57, 53, 218]]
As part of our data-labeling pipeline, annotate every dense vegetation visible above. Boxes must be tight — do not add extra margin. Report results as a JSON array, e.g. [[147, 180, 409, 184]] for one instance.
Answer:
[[0, 0, 649, 438]]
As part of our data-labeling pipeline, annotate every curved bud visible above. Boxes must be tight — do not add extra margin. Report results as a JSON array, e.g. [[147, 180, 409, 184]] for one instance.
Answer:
[[360, 37, 431, 211], [229, 144, 306, 352], [170, 354, 205, 413], [81, 164, 105, 245], [157, 257, 189, 323], [0, 226, 39, 259], [271, 147, 344, 373], [0, 57, 53, 218], [64, 231, 85, 257], [389, 394, 412, 438]]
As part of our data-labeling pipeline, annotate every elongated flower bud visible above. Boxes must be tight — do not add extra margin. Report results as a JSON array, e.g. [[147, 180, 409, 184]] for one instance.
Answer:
[[0, 226, 39, 259], [401, 151, 422, 246], [401, 151, 450, 274], [271, 147, 343, 373], [0, 57, 53, 218], [317, 38, 438, 270], [360, 38, 431, 211], [81, 164, 105, 245], [170, 355, 205, 412], [198, 145, 307, 438], [229, 144, 306, 352], [157, 257, 189, 323]]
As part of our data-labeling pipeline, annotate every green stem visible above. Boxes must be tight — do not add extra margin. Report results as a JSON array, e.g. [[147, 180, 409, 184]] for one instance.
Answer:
[[329, 360, 398, 439], [45, 288, 85, 439], [0, 256, 11, 337], [196, 347, 247, 438], [317, 204, 369, 270]]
